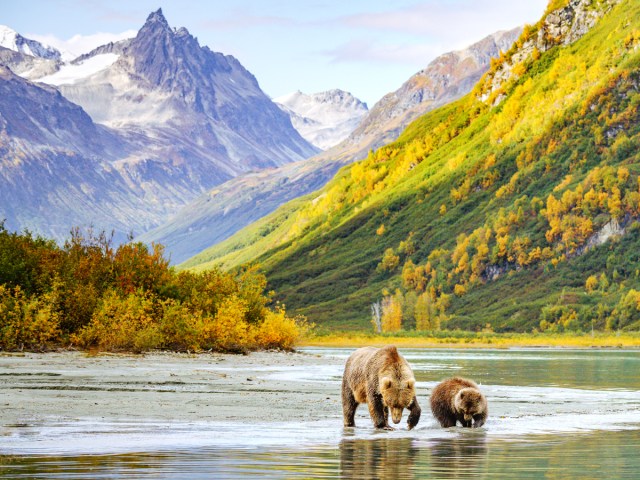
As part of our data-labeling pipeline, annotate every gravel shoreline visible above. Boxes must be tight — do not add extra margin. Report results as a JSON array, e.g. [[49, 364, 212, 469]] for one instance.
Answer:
[[0, 351, 346, 428]]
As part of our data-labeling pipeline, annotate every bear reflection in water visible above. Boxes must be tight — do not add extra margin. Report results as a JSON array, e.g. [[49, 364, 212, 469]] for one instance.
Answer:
[[428, 435, 488, 479], [339, 435, 488, 479], [340, 438, 418, 479]]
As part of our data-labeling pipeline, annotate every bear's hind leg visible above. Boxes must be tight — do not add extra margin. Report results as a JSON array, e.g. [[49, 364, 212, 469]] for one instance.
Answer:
[[342, 380, 358, 427], [437, 414, 458, 428]]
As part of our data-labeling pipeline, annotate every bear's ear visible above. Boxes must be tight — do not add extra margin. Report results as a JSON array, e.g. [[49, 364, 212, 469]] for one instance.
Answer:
[[381, 377, 393, 390], [405, 379, 415, 390]]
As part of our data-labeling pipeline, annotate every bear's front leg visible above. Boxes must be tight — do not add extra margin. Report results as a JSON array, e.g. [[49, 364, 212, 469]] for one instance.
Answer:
[[472, 413, 486, 428], [368, 393, 393, 430], [460, 417, 472, 428], [407, 397, 421, 430]]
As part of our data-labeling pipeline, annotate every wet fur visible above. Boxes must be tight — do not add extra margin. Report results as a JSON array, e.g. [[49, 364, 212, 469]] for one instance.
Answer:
[[430, 377, 487, 428], [342, 345, 421, 430]]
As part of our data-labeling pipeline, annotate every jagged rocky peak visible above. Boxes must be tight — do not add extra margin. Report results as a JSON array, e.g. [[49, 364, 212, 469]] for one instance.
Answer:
[[128, 8, 195, 82], [145, 8, 170, 28], [122, 8, 265, 119], [132, 8, 201, 57]]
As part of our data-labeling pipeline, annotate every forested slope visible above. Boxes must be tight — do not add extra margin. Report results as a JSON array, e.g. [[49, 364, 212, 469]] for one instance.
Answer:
[[185, 0, 640, 333]]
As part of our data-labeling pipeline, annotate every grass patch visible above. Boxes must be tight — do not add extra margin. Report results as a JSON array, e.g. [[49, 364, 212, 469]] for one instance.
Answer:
[[303, 331, 640, 349]]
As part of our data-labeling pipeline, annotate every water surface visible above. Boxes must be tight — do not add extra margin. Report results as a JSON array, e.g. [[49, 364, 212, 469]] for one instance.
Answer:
[[2, 348, 640, 478]]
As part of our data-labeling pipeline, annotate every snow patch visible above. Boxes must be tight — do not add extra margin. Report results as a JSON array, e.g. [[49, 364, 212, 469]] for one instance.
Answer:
[[37, 53, 119, 85]]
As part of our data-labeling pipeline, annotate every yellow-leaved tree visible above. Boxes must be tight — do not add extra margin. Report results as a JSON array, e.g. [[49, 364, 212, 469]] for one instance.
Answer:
[[381, 292, 403, 332]]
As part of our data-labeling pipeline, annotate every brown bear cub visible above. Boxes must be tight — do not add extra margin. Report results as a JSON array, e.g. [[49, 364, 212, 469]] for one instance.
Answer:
[[342, 345, 421, 430], [430, 377, 487, 428]]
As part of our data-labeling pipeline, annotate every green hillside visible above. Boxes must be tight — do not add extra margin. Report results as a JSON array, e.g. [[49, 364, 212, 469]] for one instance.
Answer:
[[184, 0, 640, 333]]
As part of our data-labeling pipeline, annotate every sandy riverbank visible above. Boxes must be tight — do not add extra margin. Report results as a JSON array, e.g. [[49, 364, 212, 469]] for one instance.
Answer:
[[0, 350, 346, 428]]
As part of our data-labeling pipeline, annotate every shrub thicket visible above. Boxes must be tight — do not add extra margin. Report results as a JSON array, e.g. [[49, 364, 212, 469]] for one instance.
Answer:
[[0, 224, 309, 352]]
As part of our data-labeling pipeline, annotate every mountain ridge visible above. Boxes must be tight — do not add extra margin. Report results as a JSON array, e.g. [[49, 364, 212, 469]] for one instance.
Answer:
[[0, 25, 61, 60]]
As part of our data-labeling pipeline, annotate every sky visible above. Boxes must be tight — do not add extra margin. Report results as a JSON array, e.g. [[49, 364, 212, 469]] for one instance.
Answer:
[[1, 0, 549, 106]]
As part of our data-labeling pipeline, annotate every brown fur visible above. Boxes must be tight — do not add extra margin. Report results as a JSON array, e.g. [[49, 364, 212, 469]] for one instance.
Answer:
[[430, 377, 487, 428], [342, 345, 421, 430]]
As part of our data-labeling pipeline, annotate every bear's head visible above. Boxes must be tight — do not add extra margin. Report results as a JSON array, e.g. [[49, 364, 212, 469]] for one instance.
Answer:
[[454, 387, 485, 423], [380, 377, 416, 424]]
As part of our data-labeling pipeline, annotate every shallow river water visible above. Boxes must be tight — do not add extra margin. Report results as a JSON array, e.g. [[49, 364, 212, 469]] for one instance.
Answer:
[[2, 347, 640, 478]]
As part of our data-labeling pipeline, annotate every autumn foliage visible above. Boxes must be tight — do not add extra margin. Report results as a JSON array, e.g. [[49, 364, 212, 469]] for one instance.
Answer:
[[0, 225, 309, 352]]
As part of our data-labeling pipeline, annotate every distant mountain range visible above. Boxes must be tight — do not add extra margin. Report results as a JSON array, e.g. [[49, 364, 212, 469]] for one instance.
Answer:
[[274, 89, 368, 150], [0, 10, 317, 242], [140, 28, 521, 263]]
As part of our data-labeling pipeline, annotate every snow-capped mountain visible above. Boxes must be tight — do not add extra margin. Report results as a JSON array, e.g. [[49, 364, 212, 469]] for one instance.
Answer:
[[274, 89, 368, 150], [35, 9, 317, 168], [0, 10, 317, 242], [0, 25, 61, 60], [140, 29, 521, 264]]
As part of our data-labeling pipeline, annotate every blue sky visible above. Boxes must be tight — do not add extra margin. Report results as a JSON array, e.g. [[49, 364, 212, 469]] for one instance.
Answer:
[[2, 0, 548, 106]]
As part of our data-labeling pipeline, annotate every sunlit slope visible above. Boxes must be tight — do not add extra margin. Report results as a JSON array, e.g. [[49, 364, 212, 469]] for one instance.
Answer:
[[185, 0, 640, 331]]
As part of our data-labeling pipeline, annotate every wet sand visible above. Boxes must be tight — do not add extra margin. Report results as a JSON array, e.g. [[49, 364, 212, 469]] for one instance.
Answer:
[[0, 350, 346, 428]]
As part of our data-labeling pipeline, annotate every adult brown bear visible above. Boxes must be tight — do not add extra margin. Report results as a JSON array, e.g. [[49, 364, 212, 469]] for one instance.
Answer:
[[342, 345, 421, 430], [430, 377, 487, 428]]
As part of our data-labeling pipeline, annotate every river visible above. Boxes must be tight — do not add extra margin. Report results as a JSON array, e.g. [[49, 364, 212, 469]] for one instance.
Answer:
[[2, 347, 639, 478]]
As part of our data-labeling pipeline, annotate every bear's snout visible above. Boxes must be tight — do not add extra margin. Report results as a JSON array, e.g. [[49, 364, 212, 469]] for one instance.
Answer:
[[391, 407, 403, 424]]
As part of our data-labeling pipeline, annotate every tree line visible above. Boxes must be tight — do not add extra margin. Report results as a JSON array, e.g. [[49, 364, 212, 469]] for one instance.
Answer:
[[0, 224, 309, 352]]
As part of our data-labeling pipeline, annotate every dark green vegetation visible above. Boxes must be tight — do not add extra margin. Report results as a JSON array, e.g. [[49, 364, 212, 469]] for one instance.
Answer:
[[0, 224, 305, 352], [185, 0, 640, 333]]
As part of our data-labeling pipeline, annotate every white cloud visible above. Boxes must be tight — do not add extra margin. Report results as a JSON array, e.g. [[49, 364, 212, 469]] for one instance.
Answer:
[[339, 0, 547, 48], [320, 0, 547, 71], [325, 39, 444, 66], [29, 30, 137, 61]]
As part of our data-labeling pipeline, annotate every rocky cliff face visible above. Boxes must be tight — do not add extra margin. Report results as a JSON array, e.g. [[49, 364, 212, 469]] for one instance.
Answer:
[[0, 45, 60, 78], [480, 0, 623, 104]]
